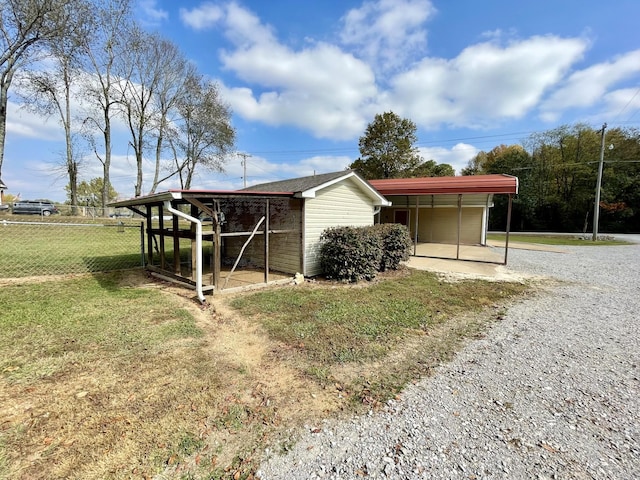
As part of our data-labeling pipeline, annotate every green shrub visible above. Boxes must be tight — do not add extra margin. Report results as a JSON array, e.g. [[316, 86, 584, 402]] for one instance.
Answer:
[[320, 226, 382, 282], [373, 223, 413, 271]]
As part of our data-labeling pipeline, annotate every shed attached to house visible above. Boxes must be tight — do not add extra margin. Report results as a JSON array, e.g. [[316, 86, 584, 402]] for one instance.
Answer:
[[244, 170, 391, 277], [110, 170, 389, 299]]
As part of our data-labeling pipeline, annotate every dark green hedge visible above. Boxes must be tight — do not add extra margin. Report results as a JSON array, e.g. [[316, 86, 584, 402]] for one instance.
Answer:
[[319, 224, 412, 282], [373, 223, 413, 271]]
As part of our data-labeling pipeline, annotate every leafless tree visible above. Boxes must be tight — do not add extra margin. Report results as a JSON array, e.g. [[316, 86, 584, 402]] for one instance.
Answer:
[[116, 27, 191, 197], [147, 44, 195, 194], [80, 0, 131, 215], [20, 0, 93, 214], [168, 74, 236, 189]]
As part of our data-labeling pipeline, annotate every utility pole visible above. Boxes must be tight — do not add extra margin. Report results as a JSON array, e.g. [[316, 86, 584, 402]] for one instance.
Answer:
[[592, 123, 607, 241], [238, 152, 251, 188]]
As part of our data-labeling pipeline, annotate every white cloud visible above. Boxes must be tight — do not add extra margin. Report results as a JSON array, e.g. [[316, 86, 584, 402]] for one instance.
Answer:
[[179, 2, 224, 30], [540, 49, 640, 121], [387, 35, 588, 128], [5, 101, 61, 140], [340, 0, 435, 72], [602, 87, 640, 122], [138, 0, 168, 26], [419, 143, 479, 175], [214, 4, 378, 140]]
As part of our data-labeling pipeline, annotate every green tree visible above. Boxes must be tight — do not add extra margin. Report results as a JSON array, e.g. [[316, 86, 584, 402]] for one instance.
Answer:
[[67, 177, 117, 208], [462, 144, 534, 230], [350, 111, 422, 179], [409, 159, 455, 177], [463, 125, 640, 233]]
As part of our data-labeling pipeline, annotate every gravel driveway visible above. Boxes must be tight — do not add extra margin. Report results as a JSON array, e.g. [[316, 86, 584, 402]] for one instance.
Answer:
[[257, 243, 640, 479]]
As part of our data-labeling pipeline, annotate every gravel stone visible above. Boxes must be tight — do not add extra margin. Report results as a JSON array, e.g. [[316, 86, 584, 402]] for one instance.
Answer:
[[257, 243, 640, 479]]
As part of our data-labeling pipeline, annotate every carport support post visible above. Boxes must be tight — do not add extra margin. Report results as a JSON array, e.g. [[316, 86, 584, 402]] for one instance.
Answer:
[[456, 194, 462, 260], [503, 194, 513, 265]]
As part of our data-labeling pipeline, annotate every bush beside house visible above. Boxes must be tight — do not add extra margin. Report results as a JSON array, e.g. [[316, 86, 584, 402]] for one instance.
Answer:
[[320, 224, 412, 282]]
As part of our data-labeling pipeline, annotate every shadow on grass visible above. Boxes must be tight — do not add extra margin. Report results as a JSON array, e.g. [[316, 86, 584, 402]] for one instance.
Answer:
[[83, 253, 145, 291]]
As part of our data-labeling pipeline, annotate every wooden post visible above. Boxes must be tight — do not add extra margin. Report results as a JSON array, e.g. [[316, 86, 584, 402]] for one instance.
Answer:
[[264, 199, 270, 284], [159, 208, 166, 270], [146, 206, 154, 267], [214, 218, 221, 290], [172, 213, 180, 275], [190, 203, 198, 280]]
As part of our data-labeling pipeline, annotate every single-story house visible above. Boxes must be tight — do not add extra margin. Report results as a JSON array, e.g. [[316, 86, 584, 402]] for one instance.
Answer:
[[110, 170, 389, 301], [369, 174, 518, 263]]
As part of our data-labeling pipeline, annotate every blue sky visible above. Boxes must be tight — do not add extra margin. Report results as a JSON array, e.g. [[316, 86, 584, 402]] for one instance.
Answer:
[[4, 0, 640, 202]]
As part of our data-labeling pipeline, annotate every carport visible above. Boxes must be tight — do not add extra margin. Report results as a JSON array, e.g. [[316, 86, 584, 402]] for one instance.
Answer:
[[369, 174, 518, 264]]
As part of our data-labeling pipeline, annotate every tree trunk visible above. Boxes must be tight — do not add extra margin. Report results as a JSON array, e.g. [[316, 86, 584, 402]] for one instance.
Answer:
[[0, 66, 16, 179], [102, 111, 111, 217]]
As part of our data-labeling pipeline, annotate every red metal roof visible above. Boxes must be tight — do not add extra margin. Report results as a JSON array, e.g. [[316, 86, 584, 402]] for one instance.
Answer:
[[369, 174, 518, 195]]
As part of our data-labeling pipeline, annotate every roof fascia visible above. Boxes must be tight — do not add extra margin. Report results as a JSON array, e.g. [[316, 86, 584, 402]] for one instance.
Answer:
[[300, 171, 391, 206]]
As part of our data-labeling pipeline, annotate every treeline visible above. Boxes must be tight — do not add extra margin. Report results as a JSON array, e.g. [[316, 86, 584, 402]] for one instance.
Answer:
[[462, 124, 640, 233], [1, 0, 235, 215]]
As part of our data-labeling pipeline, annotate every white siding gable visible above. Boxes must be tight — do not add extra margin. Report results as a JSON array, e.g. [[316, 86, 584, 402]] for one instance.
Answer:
[[303, 178, 376, 276]]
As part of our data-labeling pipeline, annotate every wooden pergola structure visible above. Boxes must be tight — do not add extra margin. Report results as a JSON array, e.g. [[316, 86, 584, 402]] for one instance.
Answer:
[[111, 190, 303, 303]]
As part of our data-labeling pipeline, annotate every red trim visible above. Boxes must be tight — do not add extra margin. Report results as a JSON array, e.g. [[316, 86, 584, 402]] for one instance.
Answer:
[[168, 189, 295, 196], [369, 174, 517, 195]]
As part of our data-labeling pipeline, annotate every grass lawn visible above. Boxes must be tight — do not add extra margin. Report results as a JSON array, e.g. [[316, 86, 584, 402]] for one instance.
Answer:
[[487, 232, 630, 246], [0, 219, 143, 277], [0, 268, 529, 480]]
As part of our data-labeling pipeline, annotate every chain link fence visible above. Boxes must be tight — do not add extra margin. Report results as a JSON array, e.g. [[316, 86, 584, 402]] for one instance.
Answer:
[[0, 215, 144, 279]]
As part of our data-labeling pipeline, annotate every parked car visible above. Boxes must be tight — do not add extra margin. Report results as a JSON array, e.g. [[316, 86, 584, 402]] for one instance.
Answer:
[[11, 200, 59, 216], [109, 210, 133, 218]]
